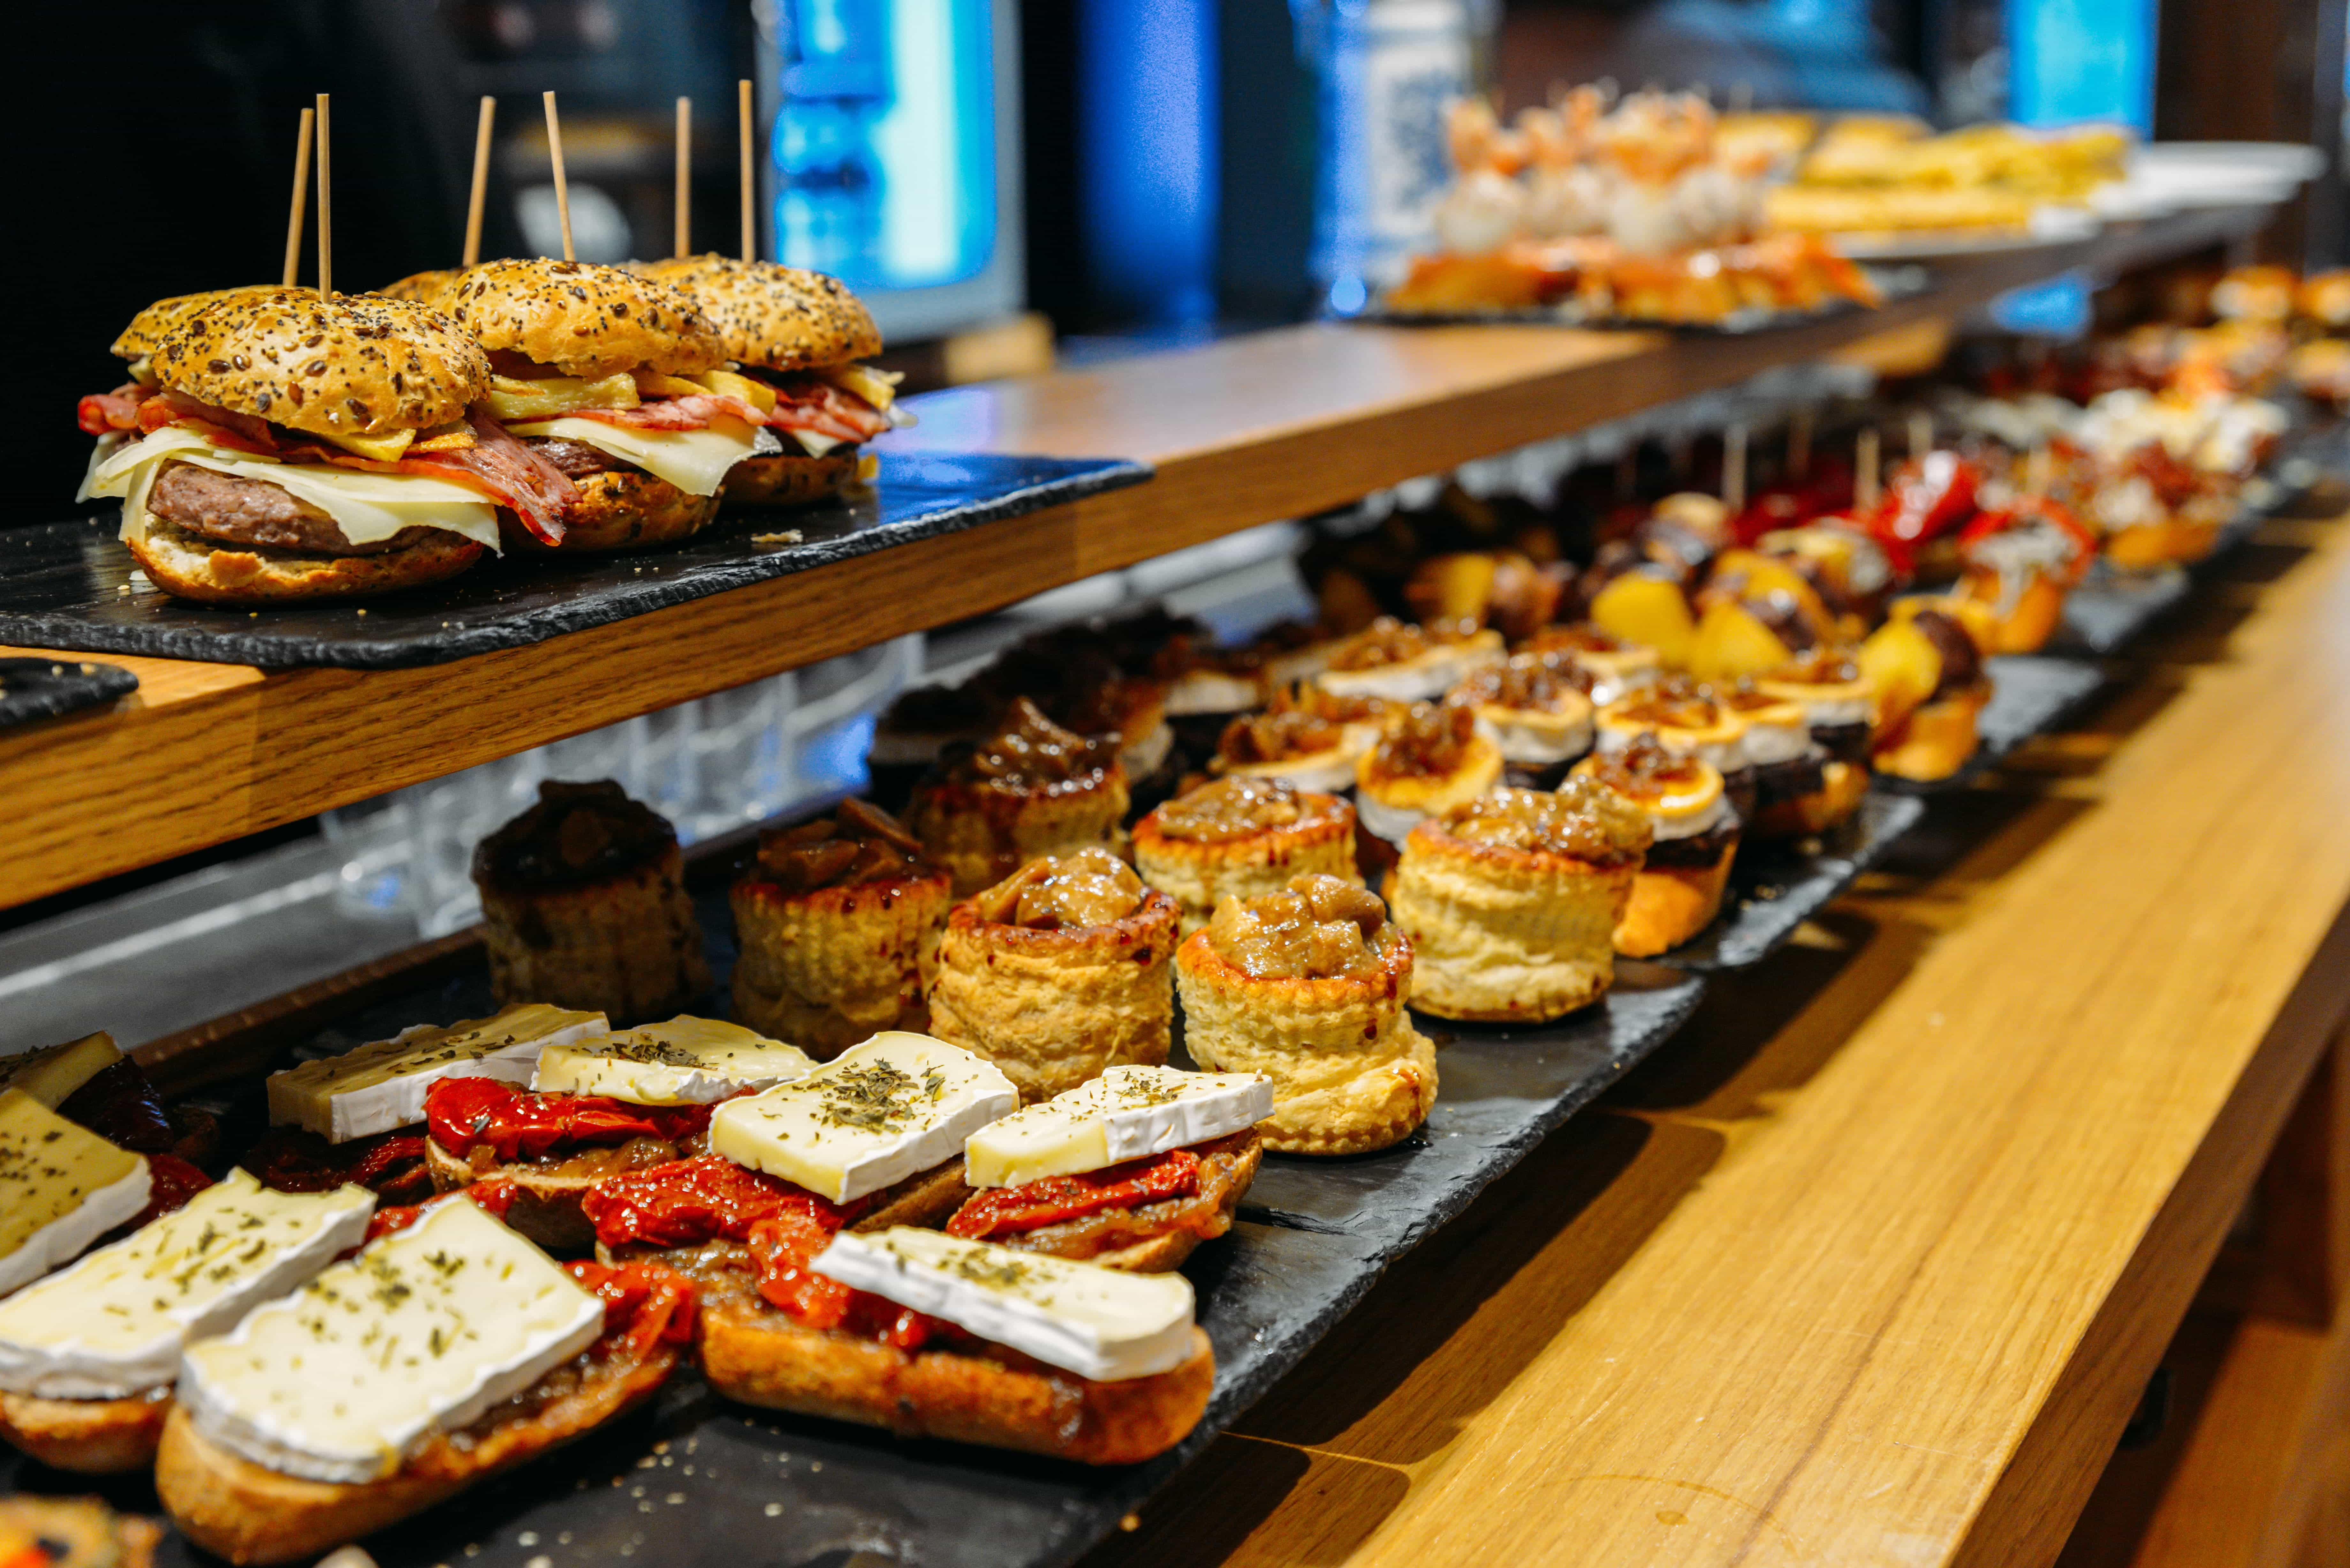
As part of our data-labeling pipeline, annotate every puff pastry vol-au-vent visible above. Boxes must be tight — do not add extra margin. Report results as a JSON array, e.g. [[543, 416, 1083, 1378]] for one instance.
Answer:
[[1133, 776, 1361, 936], [905, 698, 1131, 896], [1317, 616, 1503, 702], [731, 800, 951, 1059], [1448, 650, 1596, 785], [1572, 735, 1740, 958], [1353, 700, 1504, 847], [1175, 873, 1435, 1156], [1390, 782, 1650, 1021], [472, 780, 709, 1026], [926, 848, 1179, 1103]]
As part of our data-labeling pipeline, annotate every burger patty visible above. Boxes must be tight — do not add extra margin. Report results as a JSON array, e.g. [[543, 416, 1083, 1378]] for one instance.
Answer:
[[148, 463, 436, 557], [527, 437, 638, 478]]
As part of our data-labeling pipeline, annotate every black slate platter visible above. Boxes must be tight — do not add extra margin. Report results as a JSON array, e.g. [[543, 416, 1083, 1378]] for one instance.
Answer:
[[1873, 652, 2109, 794], [1650, 790, 1927, 971], [1351, 264, 1929, 334], [0, 655, 137, 728], [2058, 565, 2192, 656], [0, 452, 1151, 670], [0, 889, 1705, 1568]]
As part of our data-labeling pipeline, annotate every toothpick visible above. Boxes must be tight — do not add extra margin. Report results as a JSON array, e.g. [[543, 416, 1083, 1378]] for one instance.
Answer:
[[1908, 411, 1931, 461], [315, 94, 333, 298], [1789, 405, 1813, 481], [463, 97, 496, 269], [674, 97, 692, 258], [1857, 429, 1881, 511], [2027, 444, 2052, 494], [280, 108, 314, 289], [543, 91, 574, 261], [738, 77, 756, 263], [1723, 424, 1747, 514]]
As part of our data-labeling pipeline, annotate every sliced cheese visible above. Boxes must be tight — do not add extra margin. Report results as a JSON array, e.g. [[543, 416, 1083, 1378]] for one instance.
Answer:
[[965, 1066, 1274, 1189], [268, 1005, 608, 1144], [0, 1170, 373, 1399], [785, 427, 845, 458], [708, 1032, 1017, 1203], [0, 1032, 125, 1108], [87, 425, 502, 551], [0, 1090, 149, 1298], [532, 1016, 816, 1104], [178, 1199, 602, 1484], [504, 416, 757, 495], [814, 1227, 1196, 1382]]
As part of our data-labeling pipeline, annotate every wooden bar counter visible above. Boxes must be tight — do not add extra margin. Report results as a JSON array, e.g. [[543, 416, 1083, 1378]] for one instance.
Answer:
[[1080, 510, 2350, 1566]]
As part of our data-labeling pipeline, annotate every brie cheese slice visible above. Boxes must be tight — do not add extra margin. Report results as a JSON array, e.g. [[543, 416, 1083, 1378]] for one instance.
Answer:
[[268, 1005, 608, 1143], [532, 1016, 816, 1104], [0, 1170, 374, 1399], [965, 1066, 1273, 1189], [178, 1200, 603, 1484], [0, 1090, 150, 1298], [0, 1032, 125, 1108], [505, 417, 757, 496], [708, 1032, 1018, 1203], [814, 1227, 1196, 1382]]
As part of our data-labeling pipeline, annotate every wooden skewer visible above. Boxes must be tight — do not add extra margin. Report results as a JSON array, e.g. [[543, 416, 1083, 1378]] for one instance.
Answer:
[[1723, 424, 1747, 515], [543, 91, 574, 262], [463, 96, 496, 269], [674, 96, 692, 258], [280, 107, 314, 289], [1908, 411, 1932, 462], [1857, 429, 1881, 512], [1789, 405, 1813, 482], [315, 94, 333, 299], [738, 77, 756, 263]]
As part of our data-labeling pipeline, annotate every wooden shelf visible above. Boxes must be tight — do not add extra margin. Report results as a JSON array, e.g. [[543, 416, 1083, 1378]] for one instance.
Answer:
[[0, 213, 2252, 911]]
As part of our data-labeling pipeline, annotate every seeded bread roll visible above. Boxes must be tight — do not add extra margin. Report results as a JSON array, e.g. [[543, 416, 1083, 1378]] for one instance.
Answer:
[[502, 469, 719, 554], [146, 293, 489, 440], [633, 255, 883, 370], [375, 269, 462, 306], [438, 258, 724, 378], [125, 516, 486, 605], [721, 452, 860, 508], [111, 286, 307, 362]]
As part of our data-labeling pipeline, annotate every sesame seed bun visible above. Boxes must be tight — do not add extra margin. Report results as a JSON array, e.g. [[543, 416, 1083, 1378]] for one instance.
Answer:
[[719, 451, 859, 510], [146, 293, 490, 441], [109, 286, 308, 362], [125, 514, 486, 605], [633, 255, 882, 371], [376, 268, 462, 305], [440, 258, 725, 379], [503, 469, 720, 554]]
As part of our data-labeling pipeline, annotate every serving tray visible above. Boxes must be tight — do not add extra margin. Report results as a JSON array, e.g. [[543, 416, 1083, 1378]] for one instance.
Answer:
[[0, 655, 137, 729], [0, 452, 1151, 671], [0, 886, 1705, 1568], [1653, 791, 1926, 971], [1873, 652, 2110, 795], [1351, 264, 1928, 334]]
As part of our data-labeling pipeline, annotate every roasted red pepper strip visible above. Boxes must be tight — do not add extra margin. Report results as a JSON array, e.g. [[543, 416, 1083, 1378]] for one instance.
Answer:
[[424, 1077, 714, 1163], [1959, 494, 2098, 588], [945, 1149, 1202, 1241], [1866, 450, 1983, 563], [362, 1179, 525, 1244], [741, 1206, 948, 1349], [580, 1154, 865, 1250], [567, 1259, 701, 1359], [120, 1154, 213, 1231]]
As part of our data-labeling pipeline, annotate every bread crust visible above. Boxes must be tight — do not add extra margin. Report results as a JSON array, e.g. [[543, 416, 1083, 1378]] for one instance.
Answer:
[[979, 1131, 1263, 1272], [0, 1386, 171, 1474], [1871, 684, 1988, 782], [633, 256, 883, 370], [1132, 797, 1361, 936], [730, 870, 951, 1060], [1174, 929, 1436, 1156], [720, 451, 859, 510], [502, 467, 720, 554], [155, 1345, 678, 1566], [126, 514, 486, 606], [698, 1303, 1213, 1466], [476, 844, 710, 1026], [926, 889, 1179, 1102], [111, 285, 307, 362], [1615, 841, 1739, 957], [375, 269, 462, 306], [441, 258, 725, 379], [1389, 819, 1630, 1021], [148, 292, 488, 440], [905, 768, 1132, 898], [422, 1139, 601, 1253], [1752, 758, 1870, 837]]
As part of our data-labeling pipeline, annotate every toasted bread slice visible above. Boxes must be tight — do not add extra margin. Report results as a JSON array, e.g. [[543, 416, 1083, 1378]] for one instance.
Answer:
[[969, 1130, 1262, 1274], [0, 1387, 172, 1473]]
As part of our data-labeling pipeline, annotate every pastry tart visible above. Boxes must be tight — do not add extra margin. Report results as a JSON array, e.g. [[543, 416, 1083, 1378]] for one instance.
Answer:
[[926, 848, 1180, 1102], [1175, 873, 1435, 1156], [1059, 674, 1175, 790], [1210, 684, 1391, 794], [473, 780, 710, 1026], [1858, 605, 1990, 783], [1389, 782, 1650, 1021], [1519, 624, 1661, 706], [906, 698, 1131, 896], [1133, 776, 1361, 935], [1317, 616, 1503, 702], [730, 800, 951, 1058], [1572, 735, 1741, 957], [1353, 701, 1505, 847], [1447, 650, 1596, 787]]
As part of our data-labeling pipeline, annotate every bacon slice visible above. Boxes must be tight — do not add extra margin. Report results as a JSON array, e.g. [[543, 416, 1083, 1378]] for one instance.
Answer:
[[564, 392, 767, 432], [133, 390, 282, 454], [765, 381, 892, 445], [77, 382, 157, 435], [404, 408, 577, 544]]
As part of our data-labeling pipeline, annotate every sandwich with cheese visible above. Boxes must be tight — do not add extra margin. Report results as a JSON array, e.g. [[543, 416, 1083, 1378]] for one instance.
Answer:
[[632, 255, 908, 508], [428, 257, 772, 550], [156, 1195, 697, 1566], [80, 290, 577, 604], [4, 1030, 217, 1200], [0, 1089, 153, 1300], [421, 1015, 817, 1252], [948, 1065, 1271, 1272], [0, 1171, 373, 1474]]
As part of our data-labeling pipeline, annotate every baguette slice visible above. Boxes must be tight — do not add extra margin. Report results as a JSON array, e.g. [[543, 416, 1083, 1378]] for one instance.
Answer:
[[0, 1385, 171, 1473], [964, 1131, 1263, 1274]]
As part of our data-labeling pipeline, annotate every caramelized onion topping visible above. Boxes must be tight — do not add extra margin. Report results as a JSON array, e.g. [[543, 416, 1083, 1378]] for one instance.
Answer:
[[1522, 624, 1631, 657], [1362, 701, 1480, 784], [1580, 733, 1714, 806], [1153, 776, 1341, 843], [972, 847, 1145, 930], [937, 697, 1119, 793], [1439, 783, 1650, 863], [474, 779, 676, 892], [1325, 615, 1481, 672], [751, 799, 932, 894], [1605, 674, 1724, 733], [1206, 872, 1390, 979], [1450, 651, 1593, 712], [1766, 648, 1864, 687]]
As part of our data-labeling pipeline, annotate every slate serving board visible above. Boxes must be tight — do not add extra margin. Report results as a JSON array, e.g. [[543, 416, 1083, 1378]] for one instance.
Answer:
[[1873, 652, 2110, 795], [0, 655, 137, 729], [0, 888, 1705, 1568], [1353, 265, 1929, 335], [1652, 790, 1927, 971], [0, 452, 1151, 671]]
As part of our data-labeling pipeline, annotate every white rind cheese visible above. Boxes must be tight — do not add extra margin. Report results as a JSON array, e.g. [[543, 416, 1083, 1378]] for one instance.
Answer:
[[709, 1032, 1018, 1203], [505, 417, 757, 495], [0, 1170, 374, 1400], [89, 426, 502, 551], [178, 1199, 603, 1484], [268, 1005, 608, 1143], [965, 1066, 1274, 1189], [532, 1016, 816, 1104], [814, 1228, 1196, 1382], [0, 1090, 150, 1298], [0, 1032, 124, 1108]]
